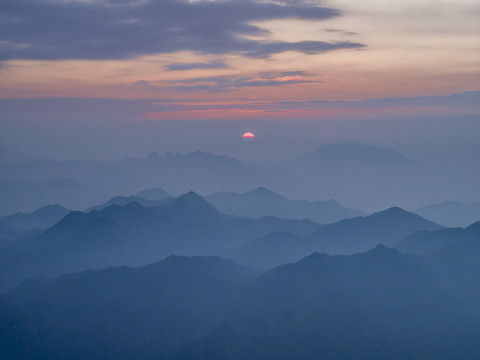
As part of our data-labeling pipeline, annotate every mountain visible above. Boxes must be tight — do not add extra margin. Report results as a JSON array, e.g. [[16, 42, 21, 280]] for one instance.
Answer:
[[227, 207, 442, 270], [292, 140, 416, 171], [1, 144, 477, 213], [222, 217, 322, 239], [87, 195, 171, 211], [0, 150, 272, 196], [414, 201, 480, 228], [396, 221, 480, 254], [0, 195, 235, 290], [424, 236, 480, 319], [135, 187, 171, 200], [172, 246, 480, 359], [0, 256, 257, 360], [207, 187, 365, 223], [0, 192, 323, 291], [224, 231, 303, 271], [305, 207, 442, 254], [0, 204, 70, 240], [109, 150, 251, 195], [0, 145, 43, 164], [314, 140, 414, 164], [277, 140, 432, 211], [2, 248, 478, 359], [0, 179, 109, 216], [0, 201, 232, 290]]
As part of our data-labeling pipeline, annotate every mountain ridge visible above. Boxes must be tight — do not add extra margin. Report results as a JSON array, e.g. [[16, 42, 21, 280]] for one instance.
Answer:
[[0, 192, 323, 290], [207, 186, 365, 224], [2, 248, 479, 359], [226, 206, 442, 270]]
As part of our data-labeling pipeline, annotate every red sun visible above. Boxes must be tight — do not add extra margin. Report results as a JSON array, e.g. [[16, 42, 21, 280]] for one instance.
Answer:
[[242, 132, 255, 139]]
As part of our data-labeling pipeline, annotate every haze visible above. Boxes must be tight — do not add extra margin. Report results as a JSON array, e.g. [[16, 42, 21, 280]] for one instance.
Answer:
[[1, 1, 479, 359]]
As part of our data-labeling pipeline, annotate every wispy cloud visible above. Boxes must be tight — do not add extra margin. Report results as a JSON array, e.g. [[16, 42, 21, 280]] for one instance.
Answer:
[[276, 91, 480, 109], [1, 92, 477, 122], [165, 60, 227, 71], [142, 91, 480, 117], [171, 72, 314, 92], [324, 29, 358, 36]]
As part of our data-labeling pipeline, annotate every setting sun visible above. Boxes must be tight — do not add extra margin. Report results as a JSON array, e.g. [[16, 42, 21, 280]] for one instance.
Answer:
[[242, 132, 255, 139]]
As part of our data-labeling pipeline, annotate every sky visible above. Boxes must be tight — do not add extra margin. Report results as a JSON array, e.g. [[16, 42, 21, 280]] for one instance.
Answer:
[[0, 0, 479, 163]]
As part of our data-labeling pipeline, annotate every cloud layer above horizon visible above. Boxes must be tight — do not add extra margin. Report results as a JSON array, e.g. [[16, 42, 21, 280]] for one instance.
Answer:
[[0, 0, 364, 60]]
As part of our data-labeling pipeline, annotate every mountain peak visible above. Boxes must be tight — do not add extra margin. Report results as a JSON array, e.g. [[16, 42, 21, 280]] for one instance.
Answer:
[[379, 206, 407, 214], [32, 204, 68, 213], [368, 207, 441, 228], [371, 207, 416, 219], [245, 187, 284, 199], [147, 151, 162, 160], [135, 187, 170, 201], [123, 201, 145, 211], [368, 244, 400, 256], [357, 245, 404, 266], [175, 191, 213, 208]]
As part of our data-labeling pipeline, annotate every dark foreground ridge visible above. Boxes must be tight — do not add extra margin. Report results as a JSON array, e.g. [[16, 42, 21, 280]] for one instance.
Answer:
[[1, 245, 479, 360]]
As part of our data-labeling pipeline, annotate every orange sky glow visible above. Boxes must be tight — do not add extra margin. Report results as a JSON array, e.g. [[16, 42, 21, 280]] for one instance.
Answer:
[[0, 0, 479, 120]]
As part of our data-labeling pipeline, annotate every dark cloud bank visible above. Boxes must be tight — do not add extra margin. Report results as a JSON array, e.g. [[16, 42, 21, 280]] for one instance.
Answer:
[[0, 0, 364, 61]]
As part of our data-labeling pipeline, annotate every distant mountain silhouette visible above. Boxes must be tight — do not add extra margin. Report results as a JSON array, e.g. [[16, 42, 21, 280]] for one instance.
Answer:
[[0, 150, 293, 199], [290, 140, 416, 172], [87, 195, 171, 211], [0, 145, 47, 164], [226, 207, 442, 270], [396, 221, 480, 254], [0, 179, 109, 215], [207, 186, 365, 223], [147, 150, 243, 167], [0, 204, 70, 240], [414, 201, 480, 228], [0, 192, 323, 290], [108, 150, 301, 196], [277, 140, 432, 211], [222, 217, 322, 240], [2, 248, 478, 359], [135, 187, 171, 200], [0, 256, 257, 359], [305, 207, 442, 254], [1, 143, 477, 212]]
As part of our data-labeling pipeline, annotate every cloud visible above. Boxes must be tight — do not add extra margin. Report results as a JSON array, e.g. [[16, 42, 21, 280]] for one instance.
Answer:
[[276, 91, 480, 109], [165, 60, 227, 71], [171, 72, 315, 92], [0, 0, 365, 60], [241, 40, 364, 58], [141, 91, 480, 112], [1, 92, 477, 123], [134, 80, 149, 85], [324, 29, 358, 36]]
